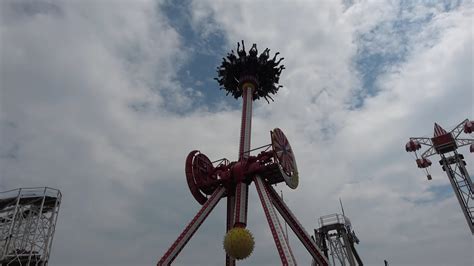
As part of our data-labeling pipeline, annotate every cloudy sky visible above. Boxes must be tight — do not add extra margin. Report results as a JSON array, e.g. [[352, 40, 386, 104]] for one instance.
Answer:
[[1, 0, 473, 265]]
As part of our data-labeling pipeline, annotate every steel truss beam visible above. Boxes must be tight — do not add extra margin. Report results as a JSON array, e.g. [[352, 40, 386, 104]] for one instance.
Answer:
[[455, 138, 474, 148], [341, 229, 356, 266], [0, 187, 61, 266], [158, 187, 225, 265], [441, 152, 474, 234], [254, 176, 296, 265], [451, 119, 469, 139], [266, 184, 329, 266], [409, 138, 437, 158], [328, 233, 348, 266]]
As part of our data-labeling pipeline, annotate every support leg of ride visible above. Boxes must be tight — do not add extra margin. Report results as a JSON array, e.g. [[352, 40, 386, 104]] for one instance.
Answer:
[[158, 187, 225, 265], [254, 176, 296, 265], [265, 183, 329, 266]]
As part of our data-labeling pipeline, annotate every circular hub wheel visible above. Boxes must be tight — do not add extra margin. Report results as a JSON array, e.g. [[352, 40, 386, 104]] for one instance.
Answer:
[[185, 151, 216, 204], [271, 128, 299, 189], [192, 153, 217, 195]]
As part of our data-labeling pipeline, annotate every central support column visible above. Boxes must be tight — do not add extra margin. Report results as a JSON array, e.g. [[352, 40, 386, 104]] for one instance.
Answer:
[[234, 83, 254, 227], [226, 193, 236, 266], [226, 82, 255, 266], [226, 82, 255, 265]]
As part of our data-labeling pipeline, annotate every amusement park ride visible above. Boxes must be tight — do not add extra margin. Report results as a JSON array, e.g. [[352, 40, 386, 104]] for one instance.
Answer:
[[158, 41, 329, 265], [405, 119, 474, 234], [0, 187, 62, 265], [313, 200, 362, 266]]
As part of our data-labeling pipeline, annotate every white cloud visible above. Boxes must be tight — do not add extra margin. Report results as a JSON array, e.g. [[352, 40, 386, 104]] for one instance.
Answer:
[[1, 0, 473, 265], [188, 1, 473, 265]]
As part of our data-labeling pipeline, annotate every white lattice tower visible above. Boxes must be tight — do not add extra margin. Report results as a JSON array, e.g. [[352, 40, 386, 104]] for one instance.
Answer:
[[0, 187, 61, 266]]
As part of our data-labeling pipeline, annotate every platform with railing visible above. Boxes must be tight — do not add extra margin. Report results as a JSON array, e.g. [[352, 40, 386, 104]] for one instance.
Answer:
[[0, 187, 62, 265], [318, 213, 351, 232]]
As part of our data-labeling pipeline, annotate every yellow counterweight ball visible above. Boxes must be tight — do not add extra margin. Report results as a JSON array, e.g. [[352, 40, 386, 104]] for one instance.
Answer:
[[223, 227, 255, 260]]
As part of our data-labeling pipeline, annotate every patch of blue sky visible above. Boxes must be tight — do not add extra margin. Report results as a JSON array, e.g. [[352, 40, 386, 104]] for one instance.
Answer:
[[160, 0, 239, 113], [408, 184, 453, 205], [351, 0, 461, 109]]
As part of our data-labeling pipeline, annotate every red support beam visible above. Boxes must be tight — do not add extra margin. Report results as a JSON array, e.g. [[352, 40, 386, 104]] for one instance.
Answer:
[[158, 187, 225, 265], [265, 183, 329, 266], [254, 176, 296, 265]]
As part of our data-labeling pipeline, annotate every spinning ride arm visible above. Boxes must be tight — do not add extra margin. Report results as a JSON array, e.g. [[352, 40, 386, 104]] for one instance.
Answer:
[[451, 118, 469, 139], [265, 184, 329, 266], [455, 139, 474, 148], [158, 187, 225, 266]]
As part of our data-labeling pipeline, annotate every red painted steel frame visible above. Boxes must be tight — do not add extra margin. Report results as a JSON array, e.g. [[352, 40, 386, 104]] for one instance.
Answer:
[[160, 71, 328, 264], [227, 84, 254, 265], [158, 187, 225, 265], [185, 150, 208, 205], [254, 176, 296, 265], [226, 194, 236, 266], [233, 85, 254, 227], [265, 183, 329, 266]]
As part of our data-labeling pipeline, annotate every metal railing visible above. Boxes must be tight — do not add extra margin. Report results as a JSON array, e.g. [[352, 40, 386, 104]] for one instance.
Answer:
[[0, 187, 61, 200], [318, 213, 351, 228], [0, 187, 62, 265]]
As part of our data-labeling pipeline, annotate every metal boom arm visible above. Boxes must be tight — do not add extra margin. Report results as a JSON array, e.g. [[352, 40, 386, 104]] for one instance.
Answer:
[[451, 118, 469, 139]]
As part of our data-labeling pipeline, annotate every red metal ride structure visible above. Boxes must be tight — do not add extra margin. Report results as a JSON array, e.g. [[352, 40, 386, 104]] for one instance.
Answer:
[[405, 119, 474, 234], [157, 41, 329, 265]]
